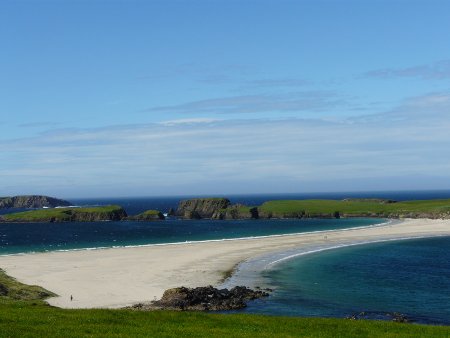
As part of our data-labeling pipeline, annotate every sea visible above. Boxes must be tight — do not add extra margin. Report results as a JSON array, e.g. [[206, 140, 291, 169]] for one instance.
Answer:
[[1, 190, 450, 325]]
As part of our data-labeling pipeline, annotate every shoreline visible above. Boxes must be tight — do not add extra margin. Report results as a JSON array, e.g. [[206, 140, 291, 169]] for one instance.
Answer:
[[1, 218, 449, 309], [0, 217, 390, 257]]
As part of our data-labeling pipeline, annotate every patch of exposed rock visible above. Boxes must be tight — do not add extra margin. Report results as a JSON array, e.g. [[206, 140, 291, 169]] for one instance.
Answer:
[[175, 198, 231, 219], [129, 286, 269, 311], [342, 198, 397, 204], [347, 311, 410, 323]]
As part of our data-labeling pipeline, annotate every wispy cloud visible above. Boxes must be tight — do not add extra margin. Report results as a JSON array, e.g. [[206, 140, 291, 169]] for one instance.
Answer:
[[2, 91, 450, 197], [350, 92, 450, 123], [146, 91, 345, 115], [363, 60, 450, 80], [18, 122, 62, 128]]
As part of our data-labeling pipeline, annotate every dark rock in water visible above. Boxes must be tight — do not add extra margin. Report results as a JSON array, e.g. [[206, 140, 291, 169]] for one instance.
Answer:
[[342, 198, 397, 204], [0, 195, 71, 209], [175, 198, 231, 219], [347, 311, 410, 323], [130, 285, 269, 311]]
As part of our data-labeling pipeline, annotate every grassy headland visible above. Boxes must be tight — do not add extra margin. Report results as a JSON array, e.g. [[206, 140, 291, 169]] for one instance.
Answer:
[[0, 205, 127, 222], [258, 199, 450, 219]]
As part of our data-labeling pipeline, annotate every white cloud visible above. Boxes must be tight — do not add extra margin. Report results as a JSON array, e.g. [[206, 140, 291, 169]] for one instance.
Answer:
[[1, 92, 450, 197]]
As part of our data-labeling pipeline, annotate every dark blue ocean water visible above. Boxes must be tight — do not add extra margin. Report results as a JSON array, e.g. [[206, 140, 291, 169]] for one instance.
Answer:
[[0, 218, 382, 255], [240, 236, 450, 325]]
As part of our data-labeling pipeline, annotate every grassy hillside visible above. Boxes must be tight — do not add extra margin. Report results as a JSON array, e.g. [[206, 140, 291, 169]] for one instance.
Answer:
[[0, 268, 55, 302], [0, 205, 127, 222], [258, 199, 450, 218]]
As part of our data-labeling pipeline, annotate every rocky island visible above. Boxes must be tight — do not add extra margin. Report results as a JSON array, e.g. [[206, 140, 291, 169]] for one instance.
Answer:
[[0, 205, 128, 222], [0, 195, 71, 209]]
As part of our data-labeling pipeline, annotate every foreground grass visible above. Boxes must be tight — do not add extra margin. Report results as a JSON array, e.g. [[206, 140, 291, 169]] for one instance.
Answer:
[[2, 302, 450, 338], [259, 199, 450, 218], [1, 270, 450, 337]]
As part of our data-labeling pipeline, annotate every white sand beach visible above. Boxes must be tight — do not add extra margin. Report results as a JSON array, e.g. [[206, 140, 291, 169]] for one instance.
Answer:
[[1, 218, 449, 309]]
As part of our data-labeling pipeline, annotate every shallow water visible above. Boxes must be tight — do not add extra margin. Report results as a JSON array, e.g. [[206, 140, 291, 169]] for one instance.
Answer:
[[239, 236, 450, 325]]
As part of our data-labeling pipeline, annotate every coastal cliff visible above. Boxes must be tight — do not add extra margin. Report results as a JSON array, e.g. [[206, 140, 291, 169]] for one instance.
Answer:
[[0, 195, 71, 209], [175, 198, 231, 219]]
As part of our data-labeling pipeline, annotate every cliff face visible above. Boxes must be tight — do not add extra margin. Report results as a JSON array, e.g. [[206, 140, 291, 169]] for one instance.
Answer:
[[0, 195, 71, 209], [175, 198, 231, 219]]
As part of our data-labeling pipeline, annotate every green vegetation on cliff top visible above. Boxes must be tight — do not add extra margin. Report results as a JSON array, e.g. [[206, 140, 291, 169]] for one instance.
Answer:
[[259, 199, 450, 217], [1, 205, 126, 222]]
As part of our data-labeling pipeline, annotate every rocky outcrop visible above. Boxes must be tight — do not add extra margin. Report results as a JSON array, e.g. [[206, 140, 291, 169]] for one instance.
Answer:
[[175, 198, 231, 219], [130, 286, 269, 311], [342, 198, 397, 204], [128, 210, 165, 221], [347, 311, 410, 323], [212, 204, 259, 220], [0, 195, 71, 209]]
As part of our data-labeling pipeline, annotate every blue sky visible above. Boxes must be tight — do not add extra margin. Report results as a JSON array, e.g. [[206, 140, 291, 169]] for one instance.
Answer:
[[1, 0, 450, 198]]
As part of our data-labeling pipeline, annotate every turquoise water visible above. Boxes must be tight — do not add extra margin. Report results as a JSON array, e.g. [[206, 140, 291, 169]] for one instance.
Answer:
[[241, 236, 450, 325], [0, 218, 383, 255]]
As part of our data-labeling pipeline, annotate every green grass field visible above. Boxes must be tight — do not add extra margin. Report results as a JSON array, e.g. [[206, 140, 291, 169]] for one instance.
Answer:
[[1, 269, 450, 337], [1, 205, 126, 222], [258, 199, 450, 218]]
